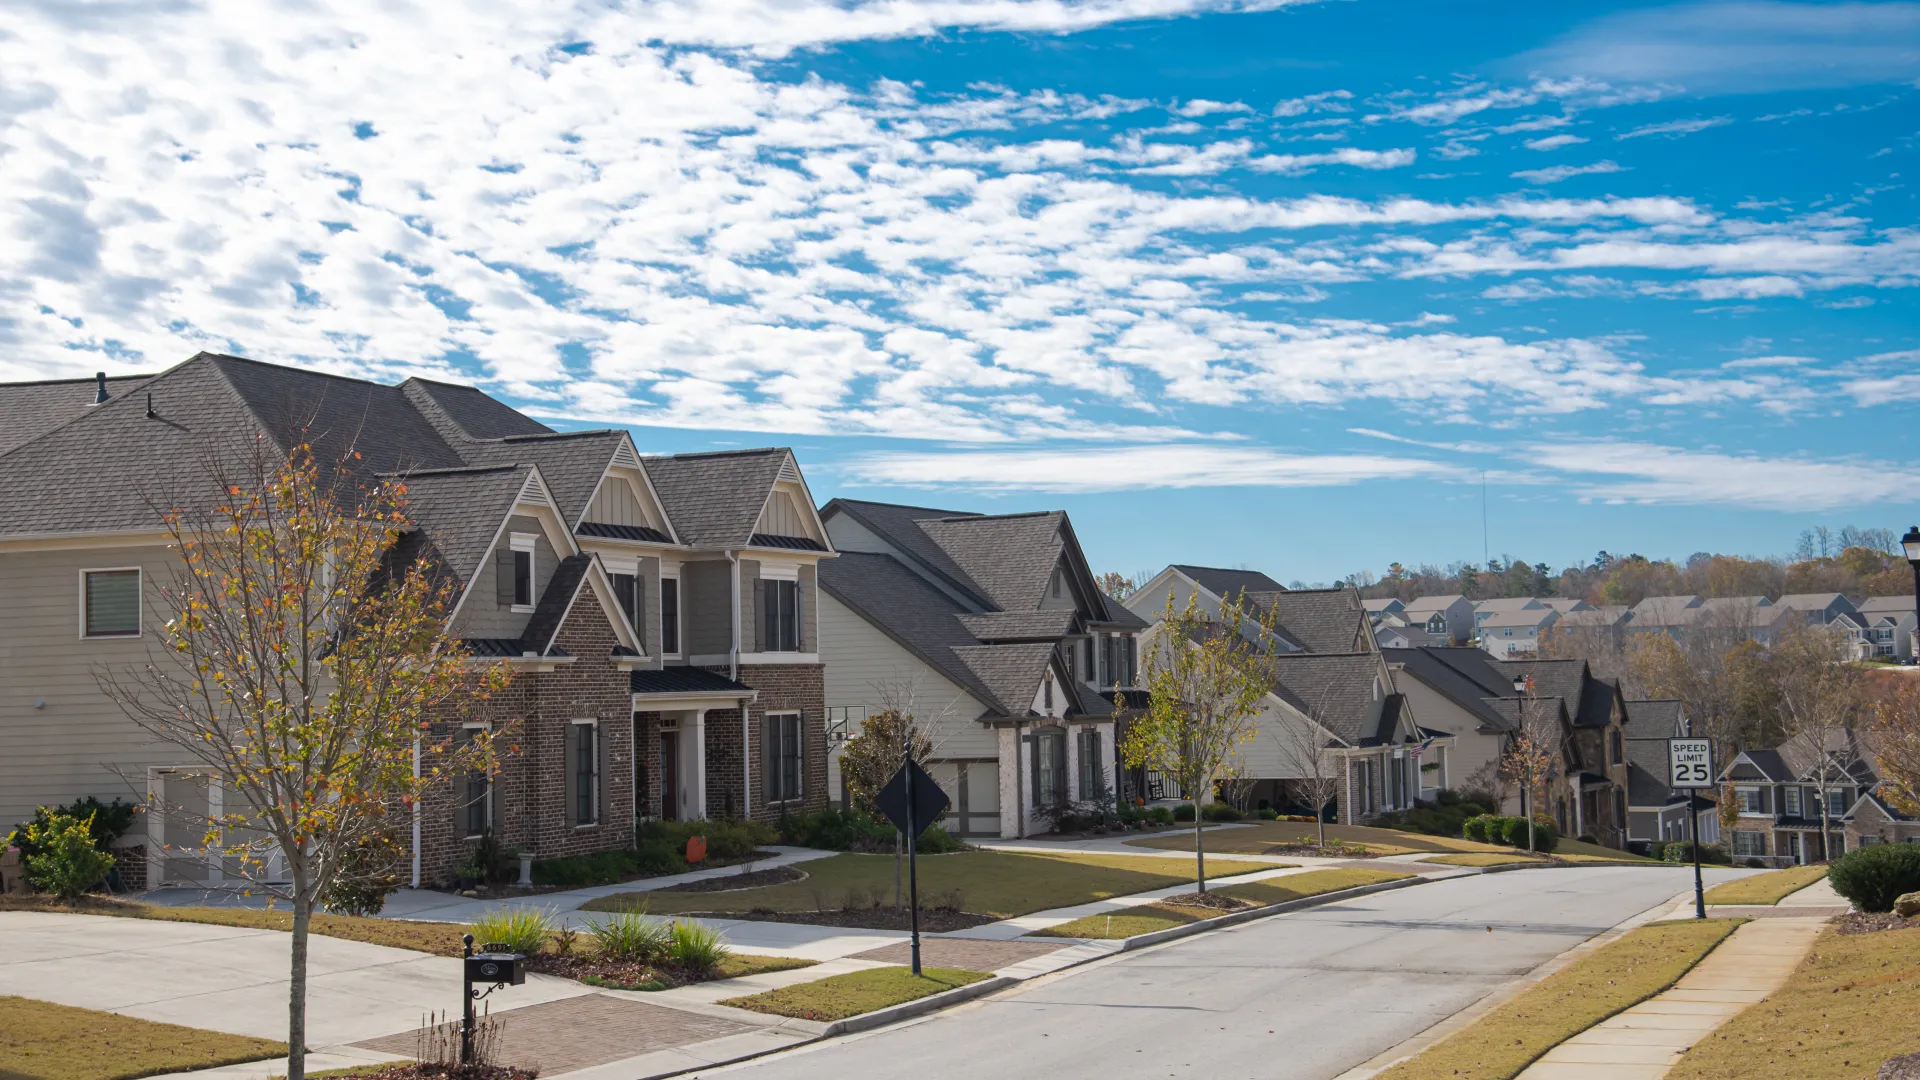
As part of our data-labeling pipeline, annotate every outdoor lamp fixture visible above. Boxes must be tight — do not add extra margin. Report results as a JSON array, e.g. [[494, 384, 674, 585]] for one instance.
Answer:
[[1512, 674, 1527, 694], [1904, 526, 1920, 661]]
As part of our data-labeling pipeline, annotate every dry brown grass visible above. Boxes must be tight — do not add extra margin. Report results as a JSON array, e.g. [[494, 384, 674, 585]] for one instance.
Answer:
[[0, 994, 286, 1080], [0, 893, 470, 955]]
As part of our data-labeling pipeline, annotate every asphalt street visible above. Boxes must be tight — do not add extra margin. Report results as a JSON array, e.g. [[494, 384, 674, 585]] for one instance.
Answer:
[[691, 865, 1747, 1080]]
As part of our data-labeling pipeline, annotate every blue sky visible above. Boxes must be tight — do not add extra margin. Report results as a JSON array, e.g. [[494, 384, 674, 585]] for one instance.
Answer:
[[2, 1, 1916, 582]]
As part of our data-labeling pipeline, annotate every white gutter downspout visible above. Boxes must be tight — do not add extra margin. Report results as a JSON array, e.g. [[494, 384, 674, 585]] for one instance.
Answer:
[[727, 550, 745, 817], [727, 551, 741, 681], [410, 738, 422, 889]]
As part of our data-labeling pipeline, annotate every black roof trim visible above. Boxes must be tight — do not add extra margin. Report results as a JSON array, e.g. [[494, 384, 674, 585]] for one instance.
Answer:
[[632, 666, 756, 696], [579, 521, 672, 544], [750, 532, 828, 551]]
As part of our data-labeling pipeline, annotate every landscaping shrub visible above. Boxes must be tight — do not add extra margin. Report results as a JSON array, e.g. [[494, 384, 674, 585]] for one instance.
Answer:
[[641, 818, 776, 861], [1829, 844, 1920, 912], [1256, 807, 1279, 820], [1462, 814, 1497, 843], [321, 829, 402, 916], [912, 824, 965, 853], [1172, 803, 1196, 822], [666, 919, 730, 972], [1381, 798, 1490, 840], [775, 808, 894, 851], [1201, 802, 1244, 822], [585, 908, 670, 961], [1661, 840, 1728, 865], [1147, 806, 1175, 825], [470, 906, 556, 956], [453, 829, 521, 887], [1497, 815, 1557, 853], [8, 797, 137, 863], [19, 810, 115, 899]]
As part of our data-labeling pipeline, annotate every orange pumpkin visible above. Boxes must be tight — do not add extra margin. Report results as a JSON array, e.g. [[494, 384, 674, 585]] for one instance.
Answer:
[[686, 835, 708, 864]]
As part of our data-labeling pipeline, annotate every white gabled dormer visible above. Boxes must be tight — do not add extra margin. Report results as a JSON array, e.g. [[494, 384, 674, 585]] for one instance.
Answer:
[[750, 452, 831, 549], [579, 434, 678, 543]]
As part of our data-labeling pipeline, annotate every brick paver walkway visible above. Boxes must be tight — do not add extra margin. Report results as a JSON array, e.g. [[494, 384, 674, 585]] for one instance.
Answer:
[[355, 993, 753, 1074], [1515, 916, 1826, 1080]]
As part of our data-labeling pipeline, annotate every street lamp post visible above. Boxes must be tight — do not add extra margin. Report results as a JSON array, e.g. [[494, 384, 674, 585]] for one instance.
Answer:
[[1901, 527, 1920, 663]]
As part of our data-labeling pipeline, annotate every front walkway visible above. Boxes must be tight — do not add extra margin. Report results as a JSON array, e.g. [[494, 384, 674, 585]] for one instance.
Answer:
[[1515, 916, 1828, 1080]]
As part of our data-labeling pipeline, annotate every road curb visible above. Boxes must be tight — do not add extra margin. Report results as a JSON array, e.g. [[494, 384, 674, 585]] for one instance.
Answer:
[[817, 974, 1018, 1037], [1116, 873, 1434, 952]]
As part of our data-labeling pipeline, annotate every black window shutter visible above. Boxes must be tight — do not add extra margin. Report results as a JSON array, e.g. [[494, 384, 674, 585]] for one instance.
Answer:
[[793, 580, 805, 651], [635, 577, 647, 651], [496, 549, 516, 606], [593, 723, 605, 825], [763, 713, 777, 802], [564, 724, 580, 827]]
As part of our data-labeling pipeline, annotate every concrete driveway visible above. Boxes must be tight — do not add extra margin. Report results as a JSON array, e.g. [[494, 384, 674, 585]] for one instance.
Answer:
[[0, 911, 590, 1046], [683, 864, 1751, 1080]]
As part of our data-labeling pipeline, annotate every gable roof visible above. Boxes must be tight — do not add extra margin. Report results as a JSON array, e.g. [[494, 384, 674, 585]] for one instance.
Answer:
[[1384, 646, 1513, 732], [958, 611, 1079, 641], [400, 378, 554, 441], [1253, 587, 1371, 653], [1632, 595, 1704, 624], [1170, 564, 1287, 599], [1625, 738, 1687, 807], [1775, 593, 1852, 612], [387, 465, 534, 586], [1623, 699, 1684, 740], [0, 372, 156, 455], [641, 449, 793, 549], [1475, 597, 1546, 613], [458, 430, 631, 529], [1856, 595, 1918, 615], [1498, 657, 1615, 728], [1479, 609, 1558, 629], [1403, 594, 1467, 615], [917, 512, 1071, 612], [816, 550, 1006, 714], [1267, 652, 1399, 746]]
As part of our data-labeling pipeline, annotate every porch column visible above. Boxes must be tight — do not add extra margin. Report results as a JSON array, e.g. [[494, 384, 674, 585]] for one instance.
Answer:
[[692, 708, 709, 822], [1571, 774, 1583, 839]]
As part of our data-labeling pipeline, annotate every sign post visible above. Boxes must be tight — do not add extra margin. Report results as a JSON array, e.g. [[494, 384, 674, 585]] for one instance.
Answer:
[[876, 755, 950, 977], [1668, 736, 1715, 920]]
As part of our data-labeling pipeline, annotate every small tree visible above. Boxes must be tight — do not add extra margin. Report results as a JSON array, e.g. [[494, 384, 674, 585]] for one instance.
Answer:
[[1871, 677, 1920, 817], [1772, 624, 1865, 861], [1499, 680, 1560, 852], [1268, 706, 1341, 848], [835, 681, 966, 905], [1122, 593, 1275, 892], [98, 443, 511, 1080]]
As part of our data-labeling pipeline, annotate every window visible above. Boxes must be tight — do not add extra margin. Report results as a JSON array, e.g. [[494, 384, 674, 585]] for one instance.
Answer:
[[762, 578, 801, 652], [1735, 786, 1766, 814], [610, 572, 644, 649], [1077, 728, 1102, 799], [81, 568, 141, 637], [566, 720, 600, 826], [1609, 729, 1623, 766], [500, 534, 536, 611], [1784, 786, 1801, 817], [1043, 672, 1054, 712], [1861, 834, 1884, 847], [1828, 789, 1850, 817], [1732, 831, 1764, 858], [1122, 636, 1136, 686], [1034, 728, 1067, 807], [764, 712, 804, 803], [1051, 570, 1062, 598], [661, 575, 680, 655], [1081, 637, 1095, 681], [459, 725, 492, 838]]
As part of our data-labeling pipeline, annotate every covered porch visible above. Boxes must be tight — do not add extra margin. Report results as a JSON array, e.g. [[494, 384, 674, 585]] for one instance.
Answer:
[[631, 668, 757, 824]]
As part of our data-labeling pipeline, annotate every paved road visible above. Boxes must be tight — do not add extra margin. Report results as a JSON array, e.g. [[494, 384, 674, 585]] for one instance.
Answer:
[[691, 866, 1745, 1080]]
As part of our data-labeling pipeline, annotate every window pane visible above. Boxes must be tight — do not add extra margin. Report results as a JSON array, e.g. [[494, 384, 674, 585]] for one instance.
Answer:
[[662, 579, 679, 653], [513, 550, 532, 606], [84, 570, 140, 636], [576, 725, 596, 823]]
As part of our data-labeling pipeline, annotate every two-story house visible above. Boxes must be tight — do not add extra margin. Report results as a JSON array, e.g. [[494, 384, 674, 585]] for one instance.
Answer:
[[0, 354, 831, 889], [1402, 595, 1473, 645], [1619, 699, 1719, 852], [1841, 596, 1919, 661], [815, 500, 1144, 838], [1478, 607, 1559, 658], [1719, 731, 1876, 865]]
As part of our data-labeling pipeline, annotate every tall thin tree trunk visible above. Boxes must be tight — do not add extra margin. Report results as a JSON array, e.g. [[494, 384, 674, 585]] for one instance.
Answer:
[[1316, 792, 1326, 849], [1193, 798, 1206, 894], [288, 890, 310, 1080]]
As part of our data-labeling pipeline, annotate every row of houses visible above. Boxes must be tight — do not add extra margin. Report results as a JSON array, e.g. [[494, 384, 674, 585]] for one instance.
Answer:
[[1365, 592, 1919, 661], [0, 354, 1738, 891]]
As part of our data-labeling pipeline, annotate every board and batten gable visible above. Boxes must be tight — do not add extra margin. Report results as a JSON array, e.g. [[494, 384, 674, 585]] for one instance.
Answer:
[[0, 541, 186, 827]]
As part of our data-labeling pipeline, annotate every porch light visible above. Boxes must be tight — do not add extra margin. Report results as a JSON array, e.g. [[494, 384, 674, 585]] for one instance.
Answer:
[[1512, 674, 1527, 694]]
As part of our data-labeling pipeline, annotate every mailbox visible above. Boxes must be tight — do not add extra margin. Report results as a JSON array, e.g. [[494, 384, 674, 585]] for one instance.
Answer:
[[465, 952, 525, 986]]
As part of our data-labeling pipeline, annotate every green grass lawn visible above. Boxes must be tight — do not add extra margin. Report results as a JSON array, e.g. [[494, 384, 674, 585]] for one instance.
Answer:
[[1667, 924, 1920, 1080], [1373, 918, 1745, 1080], [719, 966, 991, 1022], [1702, 864, 1829, 906], [1032, 868, 1411, 939], [1126, 821, 1511, 857], [581, 850, 1287, 919], [0, 995, 287, 1080]]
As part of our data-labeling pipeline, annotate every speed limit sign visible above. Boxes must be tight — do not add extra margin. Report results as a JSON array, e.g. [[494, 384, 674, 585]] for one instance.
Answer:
[[1668, 738, 1714, 789]]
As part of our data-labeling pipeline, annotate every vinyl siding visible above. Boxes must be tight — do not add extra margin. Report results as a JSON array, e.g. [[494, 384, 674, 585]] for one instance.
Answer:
[[1392, 671, 1515, 813], [0, 544, 190, 827], [456, 514, 558, 640], [682, 559, 733, 656], [585, 477, 651, 529], [819, 591, 995, 763]]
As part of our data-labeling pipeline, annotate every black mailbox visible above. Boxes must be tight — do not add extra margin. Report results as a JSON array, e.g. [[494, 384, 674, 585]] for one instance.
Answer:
[[465, 952, 525, 986]]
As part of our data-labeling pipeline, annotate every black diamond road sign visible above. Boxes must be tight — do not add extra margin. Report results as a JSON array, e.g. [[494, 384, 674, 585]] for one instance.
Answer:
[[876, 758, 950, 836]]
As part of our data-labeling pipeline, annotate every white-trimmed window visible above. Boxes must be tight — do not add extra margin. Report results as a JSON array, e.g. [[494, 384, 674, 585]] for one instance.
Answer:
[[566, 719, 601, 827], [501, 533, 537, 612], [608, 566, 644, 650], [1735, 786, 1766, 814], [661, 572, 681, 656], [762, 578, 801, 652], [1784, 786, 1802, 817], [1732, 831, 1764, 858], [81, 568, 142, 638], [459, 724, 493, 839], [764, 711, 804, 804]]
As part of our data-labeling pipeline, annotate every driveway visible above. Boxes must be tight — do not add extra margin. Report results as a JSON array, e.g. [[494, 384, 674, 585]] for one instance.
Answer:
[[684, 865, 1749, 1080]]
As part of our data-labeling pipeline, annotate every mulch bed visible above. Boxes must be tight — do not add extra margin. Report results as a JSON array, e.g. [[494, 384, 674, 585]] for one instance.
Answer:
[[697, 907, 997, 932], [1835, 911, 1920, 936], [1158, 891, 1258, 912], [523, 954, 720, 992], [335, 1066, 536, 1080], [655, 866, 806, 893], [449, 852, 782, 898], [1255, 844, 1382, 859]]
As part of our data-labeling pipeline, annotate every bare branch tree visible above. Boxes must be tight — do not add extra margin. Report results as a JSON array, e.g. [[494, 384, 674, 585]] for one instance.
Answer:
[[1267, 706, 1341, 848], [1772, 624, 1865, 860]]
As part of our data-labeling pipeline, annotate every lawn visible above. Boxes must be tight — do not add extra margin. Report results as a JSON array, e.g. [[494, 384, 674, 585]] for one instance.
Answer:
[[1373, 918, 1745, 1080], [1667, 925, 1920, 1080], [0, 994, 286, 1080], [0, 894, 470, 955], [1126, 821, 1512, 857], [1032, 868, 1411, 939], [718, 966, 991, 1022], [1425, 852, 1545, 867], [1702, 864, 1828, 906], [580, 850, 1287, 920]]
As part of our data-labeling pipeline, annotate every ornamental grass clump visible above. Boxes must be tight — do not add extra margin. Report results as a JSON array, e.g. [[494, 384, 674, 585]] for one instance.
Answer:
[[470, 906, 556, 956], [666, 919, 730, 973], [585, 908, 670, 962]]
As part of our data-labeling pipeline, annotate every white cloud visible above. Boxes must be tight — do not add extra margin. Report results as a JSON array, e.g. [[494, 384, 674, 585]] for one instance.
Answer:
[[1176, 98, 1253, 117], [1617, 116, 1734, 140], [841, 444, 1465, 492], [1524, 134, 1588, 150], [1246, 147, 1416, 173], [1273, 90, 1354, 116], [1531, 440, 1920, 510], [1510, 160, 1627, 184]]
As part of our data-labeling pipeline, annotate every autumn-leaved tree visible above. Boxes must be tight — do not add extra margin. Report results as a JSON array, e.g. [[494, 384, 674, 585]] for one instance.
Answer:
[[1123, 593, 1275, 892], [1772, 624, 1865, 860], [1871, 677, 1920, 818], [99, 442, 511, 1080], [1499, 678, 1561, 852]]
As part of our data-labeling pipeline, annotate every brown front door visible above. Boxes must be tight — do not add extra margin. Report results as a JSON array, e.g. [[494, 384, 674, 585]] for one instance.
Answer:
[[660, 731, 680, 821]]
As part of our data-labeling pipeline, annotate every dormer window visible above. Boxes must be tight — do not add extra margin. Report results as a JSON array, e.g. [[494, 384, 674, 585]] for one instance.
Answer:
[[500, 534, 537, 613]]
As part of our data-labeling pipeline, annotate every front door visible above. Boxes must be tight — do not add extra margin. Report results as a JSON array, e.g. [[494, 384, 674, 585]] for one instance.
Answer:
[[660, 731, 680, 821]]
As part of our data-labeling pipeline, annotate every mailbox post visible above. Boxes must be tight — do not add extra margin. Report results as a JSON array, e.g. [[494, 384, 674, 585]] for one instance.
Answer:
[[460, 933, 525, 1064]]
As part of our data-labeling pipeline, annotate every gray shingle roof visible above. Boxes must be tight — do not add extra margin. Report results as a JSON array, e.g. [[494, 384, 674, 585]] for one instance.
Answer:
[[916, 512, 1067, 613], [520, 553, 593, 656], [1170, 564, 1286, 599], [817, 551, 1006, 713], [459, 430, 628, 528], [1403, 594, 1465, 615], [958, 611, 1079, 641], [388, 465, 532, 586], [1267, 652, 1393, 746], [821, 499, 986, 605], [401, 378, 554, 440], [952, 643, 1058, 717], [0, 373, 155, 455], [632, 666, 755, 696], [1498, 658, 1615, 728], [1385, 646, 1515, 732], [642, 449, 790, 548], [1252, 588, 1370, 653], [1623, 699, 1683, 740]]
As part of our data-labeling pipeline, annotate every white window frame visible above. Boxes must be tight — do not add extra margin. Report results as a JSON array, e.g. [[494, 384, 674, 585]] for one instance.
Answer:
[[661, 570, 683, 658], [79, 567, 143, 639], [461, 722, 493, 840], [571, 718, 600, 827], [509, 533, 538, 613]]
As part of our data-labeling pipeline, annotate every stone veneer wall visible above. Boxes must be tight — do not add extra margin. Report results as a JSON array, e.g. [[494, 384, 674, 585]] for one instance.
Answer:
[[699, 662, 828, 824], [417, 588, 636, 885]]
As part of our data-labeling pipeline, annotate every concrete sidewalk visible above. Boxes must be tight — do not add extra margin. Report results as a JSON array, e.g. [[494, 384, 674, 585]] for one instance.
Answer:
[[1515, 916, 1827, 1079]]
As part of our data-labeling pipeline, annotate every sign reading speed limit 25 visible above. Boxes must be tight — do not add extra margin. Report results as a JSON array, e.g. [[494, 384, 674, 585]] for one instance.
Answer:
[[1667, 738, 1715, 789]]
